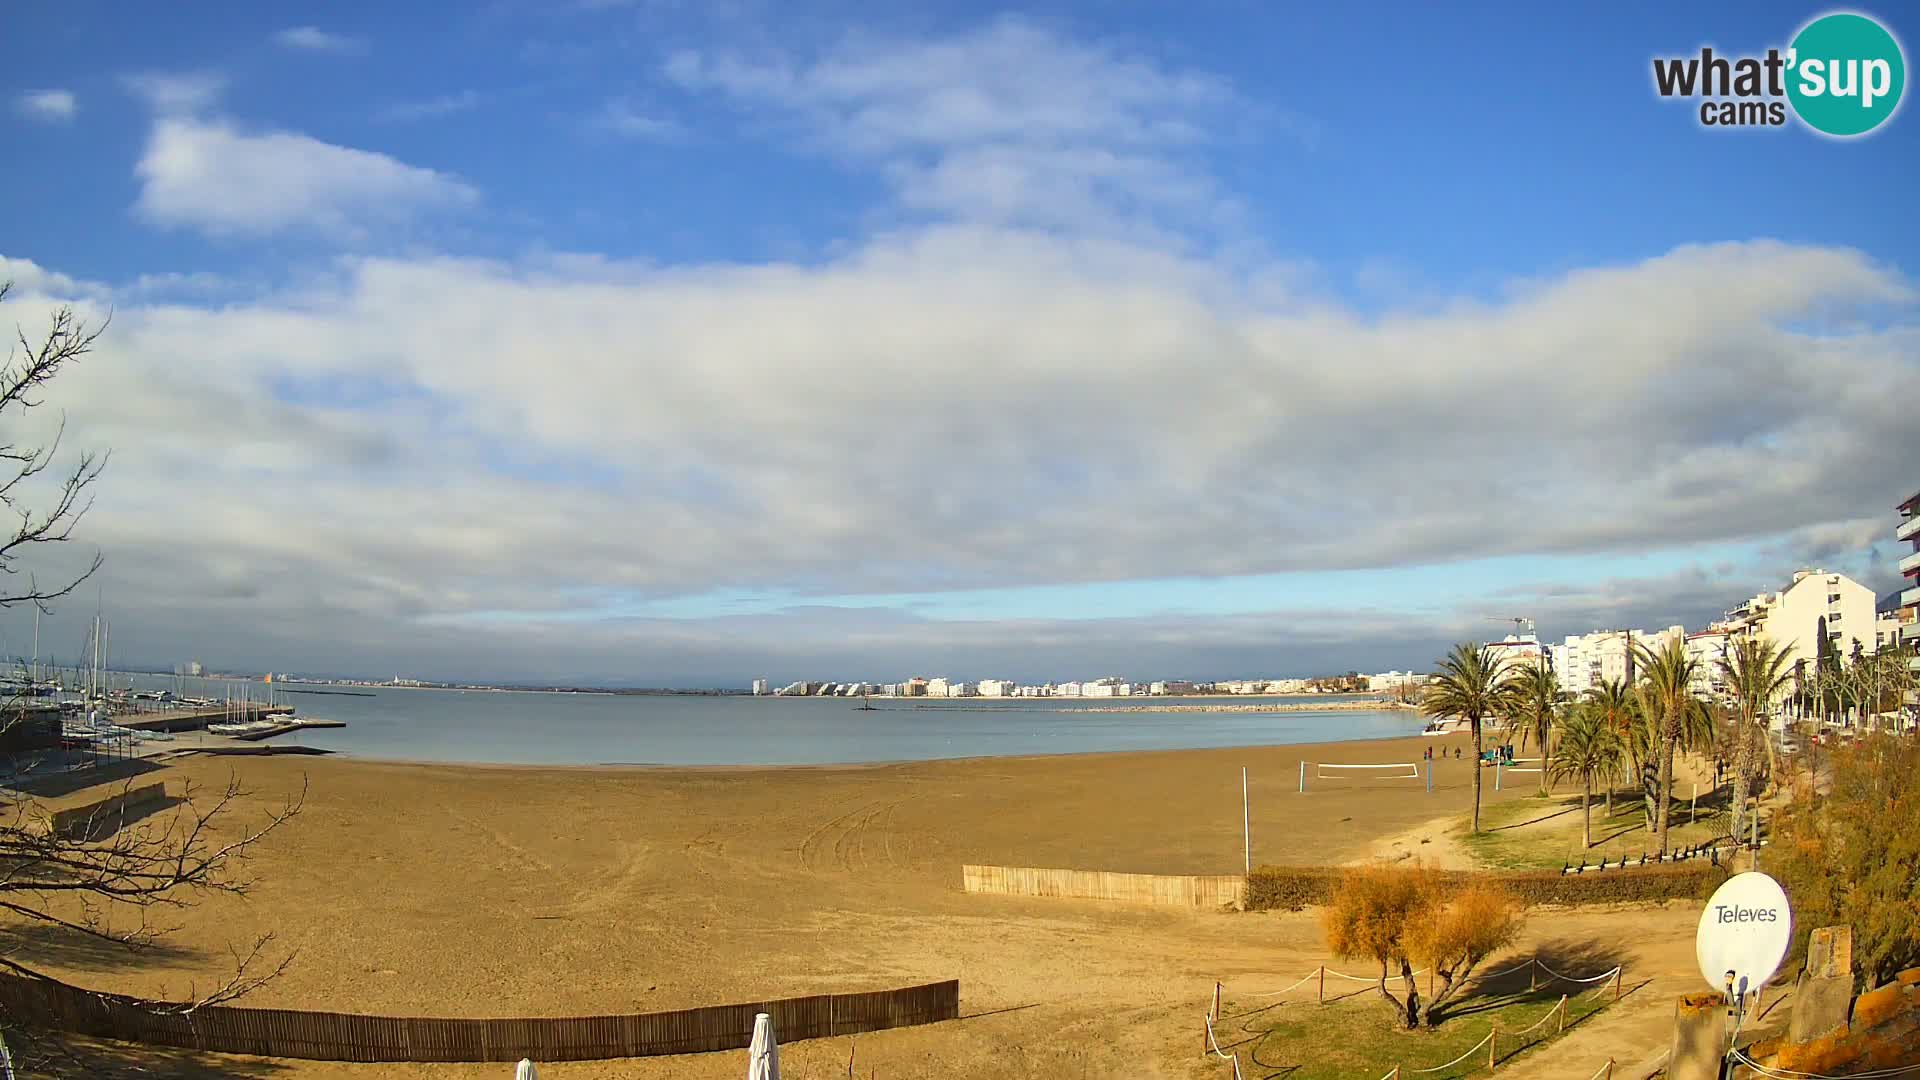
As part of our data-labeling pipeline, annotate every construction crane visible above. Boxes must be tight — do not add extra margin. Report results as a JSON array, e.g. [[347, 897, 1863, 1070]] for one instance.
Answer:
[[1485, 616, 1536, 640]]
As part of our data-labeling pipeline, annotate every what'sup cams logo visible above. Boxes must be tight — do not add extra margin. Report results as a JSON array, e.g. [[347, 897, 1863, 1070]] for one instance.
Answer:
[[1653, 11, 1905, 136]]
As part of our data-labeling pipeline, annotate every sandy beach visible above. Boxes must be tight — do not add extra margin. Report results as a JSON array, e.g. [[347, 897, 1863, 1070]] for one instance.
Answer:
[[4, 734, 1704, 1079]]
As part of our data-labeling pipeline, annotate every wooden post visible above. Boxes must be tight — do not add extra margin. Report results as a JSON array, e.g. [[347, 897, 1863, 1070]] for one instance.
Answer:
[[1558, 994, 1567, 1033], [1211, 982, 1221, 1022], [1242, 767, 1251, 874], [1529, 960, 1536, 993], [1318, 964, 1325, 1004], [1488, 1031, 1497, 1068], [1691, 782, 1697, 824], [1605, 1058, 1614, 1079], [1614, 968, 1622, 1001]]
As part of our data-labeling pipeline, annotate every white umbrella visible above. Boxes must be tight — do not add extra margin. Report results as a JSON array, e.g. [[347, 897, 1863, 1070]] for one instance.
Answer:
[[515, 1059, 538, 1080], [747, 1012, 781, 1080]]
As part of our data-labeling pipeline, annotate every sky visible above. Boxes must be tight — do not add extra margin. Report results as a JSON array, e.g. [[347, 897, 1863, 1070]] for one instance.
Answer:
[[1, 2, 1917, 686]]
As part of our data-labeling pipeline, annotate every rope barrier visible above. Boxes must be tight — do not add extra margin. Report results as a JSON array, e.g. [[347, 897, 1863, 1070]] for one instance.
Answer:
[[1729, 1048, 1920, 1079], [1500, 995, 1567, 1037], [1203, 1013, 1245, 1080], [1325, 967, 1430, 982], [1210, 959, 1620, 1077], [1243, 970, 1323, 998], [1476, 958, 1536, 979], [1409, 1030, 1494, 1073], [1537, 962, 1624, 985], [1230, 959, 1619, 998]]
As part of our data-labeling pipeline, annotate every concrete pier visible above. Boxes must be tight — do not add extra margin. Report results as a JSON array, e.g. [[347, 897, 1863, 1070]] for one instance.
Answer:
[[117, 704, 296, 733]]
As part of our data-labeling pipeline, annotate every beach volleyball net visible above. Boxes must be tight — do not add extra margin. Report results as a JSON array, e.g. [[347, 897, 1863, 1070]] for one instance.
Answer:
[[1298, 761, 1421, 792]]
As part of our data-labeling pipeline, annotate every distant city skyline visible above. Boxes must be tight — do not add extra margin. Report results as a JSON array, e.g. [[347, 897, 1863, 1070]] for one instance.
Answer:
[[1, 4, 1915, 684]]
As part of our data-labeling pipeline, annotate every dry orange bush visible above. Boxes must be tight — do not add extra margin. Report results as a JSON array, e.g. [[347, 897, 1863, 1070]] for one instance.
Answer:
[[1322, 862, 1525, 1028]]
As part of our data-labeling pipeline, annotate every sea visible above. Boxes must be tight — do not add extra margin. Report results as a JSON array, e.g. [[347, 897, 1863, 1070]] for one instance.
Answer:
[[115, 678, 1424, 767]]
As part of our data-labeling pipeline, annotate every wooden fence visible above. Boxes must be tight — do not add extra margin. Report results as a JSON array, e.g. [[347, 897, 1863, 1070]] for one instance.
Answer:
[[0, 971, 958, 1062], [47, 782, 171, 839], [962, 864, 1246, 909]]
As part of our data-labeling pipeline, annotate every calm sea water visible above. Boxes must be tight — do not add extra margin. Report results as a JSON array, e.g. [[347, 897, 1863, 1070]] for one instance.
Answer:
[[120, 679, 1422, 766]]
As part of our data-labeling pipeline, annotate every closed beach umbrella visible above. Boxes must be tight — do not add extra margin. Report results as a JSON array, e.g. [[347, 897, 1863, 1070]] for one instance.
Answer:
[[515, 1059, 538, 1080], [747, 1012, 780, 1080]]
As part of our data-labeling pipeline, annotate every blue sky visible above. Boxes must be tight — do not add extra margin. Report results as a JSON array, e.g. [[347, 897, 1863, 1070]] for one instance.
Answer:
[[1, 3, 1916, 683], [9, 3, 1916, 288]]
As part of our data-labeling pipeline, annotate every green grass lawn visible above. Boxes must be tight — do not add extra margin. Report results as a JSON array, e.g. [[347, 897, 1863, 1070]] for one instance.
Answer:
[[1209, 974, 1617, 1079], [1458, 785, 1740, 871]]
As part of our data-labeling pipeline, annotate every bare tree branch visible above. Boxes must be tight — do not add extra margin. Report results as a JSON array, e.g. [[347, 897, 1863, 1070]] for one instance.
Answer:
[[0, 284, 298, 1018], [0, 284, 109, 611]]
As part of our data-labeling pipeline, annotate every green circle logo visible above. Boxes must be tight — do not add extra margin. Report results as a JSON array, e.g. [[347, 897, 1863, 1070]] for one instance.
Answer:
[[1787, 12, 1906, 136]]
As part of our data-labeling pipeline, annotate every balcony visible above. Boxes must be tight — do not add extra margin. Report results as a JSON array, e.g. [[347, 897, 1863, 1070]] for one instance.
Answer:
[[1901, 514, 1920, 543], [1903, 548, 1920, 577], [1905, 586, 1920, 608]]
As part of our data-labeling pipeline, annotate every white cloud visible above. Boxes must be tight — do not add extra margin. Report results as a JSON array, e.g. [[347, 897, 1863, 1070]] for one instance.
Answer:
[[595, 97, 680, 139], [123, 71, 226, 114], [15, 89, 77, 123], [2, 233, 1915, 681], [665, 18, 1250, 234], [273, 26, 368, 54], [132, 116, 479, 237]]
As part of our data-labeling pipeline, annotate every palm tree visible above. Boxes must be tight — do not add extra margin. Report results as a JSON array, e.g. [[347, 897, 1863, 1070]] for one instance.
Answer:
[[1718, 636, 1794, 840], [1585, 679, 1636, 815], [1422, 642, 1518, 833], [1549, 706, 1623, 849], [1634, 638, 1703, 856], [1504, 661, 1561, 795]]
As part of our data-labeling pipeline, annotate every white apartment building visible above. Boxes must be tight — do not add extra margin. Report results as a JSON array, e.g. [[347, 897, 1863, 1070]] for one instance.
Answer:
[[1684, 627, 1735, 701], [1723, 569, 1878, 673], [751, 678, 769, 696], [1549, 626, 1685, 697], [1485, 634, 1548, 678], [1366, 671, 1426, 693], [1877, 613, 1903, 654], [1055, 681, 1082, 697], [977, 679, 1013, 697], [926, 678, 952, 697]]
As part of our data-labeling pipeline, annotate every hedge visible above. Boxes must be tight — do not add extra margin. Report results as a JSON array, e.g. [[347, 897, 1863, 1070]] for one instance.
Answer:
[[1243, 860, 1726, 912]]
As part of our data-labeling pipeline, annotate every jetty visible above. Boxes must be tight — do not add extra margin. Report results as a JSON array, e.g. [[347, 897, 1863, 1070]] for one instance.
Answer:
[[117, 703, 296, 734], [223, 717, 346, 741]]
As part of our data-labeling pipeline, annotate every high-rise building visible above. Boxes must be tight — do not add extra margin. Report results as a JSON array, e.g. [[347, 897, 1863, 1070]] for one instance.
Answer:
[[1899, 491, 1920, 665], [751, 679, 769, 696], [1722, 569, 1877, 673]]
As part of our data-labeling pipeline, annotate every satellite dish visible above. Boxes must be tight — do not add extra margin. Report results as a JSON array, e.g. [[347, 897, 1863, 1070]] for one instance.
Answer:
[[1696, 872, 1792, 1001]]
